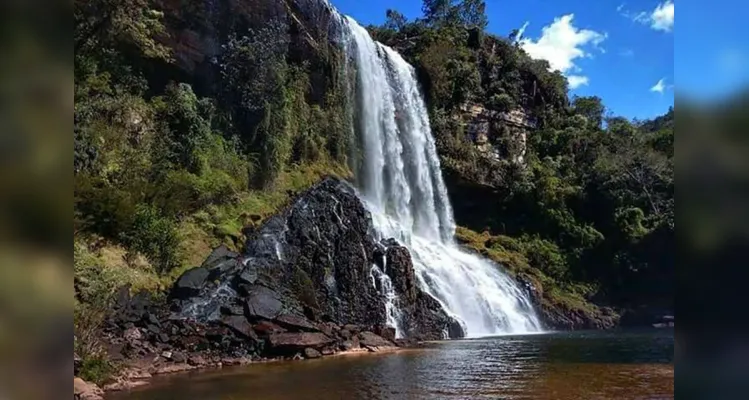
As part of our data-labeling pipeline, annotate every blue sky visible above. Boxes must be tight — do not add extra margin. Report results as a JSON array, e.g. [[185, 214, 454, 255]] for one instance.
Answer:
[[331, 0, 680, 120]]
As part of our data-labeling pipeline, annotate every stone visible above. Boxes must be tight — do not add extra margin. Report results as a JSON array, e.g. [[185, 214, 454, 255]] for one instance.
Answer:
[[244, 285, 283, 320], [114, 284, 131, 309], [340, 329, 352, 339], [188, 354, 207, 366], [303, 347, 322, 359], [220, 315, 258, 340], [124, 327, 142, 341], [447, 319, 464, 340], [158, 333, 170, 343], [172, 267, 210, 299], [208, 258, 240, 281], [267, 332, 335, 350], [358, 331, 395, 348], [202, 245, 238, 269], [171, 351, 186, 363], [374, 325, 396, 343], [237, 266, 259, 285], [340, 340, 356, 351], [342, 324, 361, 334], [253, 320, 287, 335], [220, 303, 245, 316], [321, 348, 334, 356], [74, 377, 103, 400], [275, 313, 317, 331], [384, 243, 417, 304]]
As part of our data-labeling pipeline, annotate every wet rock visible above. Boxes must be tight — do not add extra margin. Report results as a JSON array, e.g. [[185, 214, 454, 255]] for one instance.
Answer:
[[237, 266, 258, 285], [74, 377, 103, 400], [358, 331, 395, 348], [244, 285, 283, 320], [374, 325, 396, 343], [220, 303, 245, 316], [303, 347, 322, 359], [384, 243, 417, 304], [447, 319, 465, 339], [321, 347, 334, 356], [202, 245, 238, 268], [267, 332, 335, 350], [172, 267, 210, 299]]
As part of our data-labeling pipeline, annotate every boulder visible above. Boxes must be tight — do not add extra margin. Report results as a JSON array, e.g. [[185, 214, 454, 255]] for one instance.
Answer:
[[74, 377, 103, 400], [303, 347, 322, 359], [220, 315, 258, 340], [267, 332, 335, 350], [253, 320, 287, 335], [374, 325, 396, 343], [244, 285, 283, 320], [275, 313, 318, 332], [202, 245, 238, 269], [358, 331, 395, 348], [384, 243, 417, 304], [172, 267, 210, 299]]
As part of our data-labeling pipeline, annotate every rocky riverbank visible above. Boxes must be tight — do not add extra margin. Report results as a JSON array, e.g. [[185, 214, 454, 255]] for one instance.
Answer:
[[74, 176, 633, 398], [75, 178, 462, 397]]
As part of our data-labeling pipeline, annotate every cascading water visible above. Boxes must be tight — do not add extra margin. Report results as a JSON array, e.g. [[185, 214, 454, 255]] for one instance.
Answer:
[[327, 8, 542, 338]]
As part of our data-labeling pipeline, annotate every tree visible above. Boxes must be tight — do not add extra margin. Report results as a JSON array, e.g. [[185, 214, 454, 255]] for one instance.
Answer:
[[74, 0, 171, 60], [572, 96, 605, 129], [458, 0, 488, 29], [422, 0, 456, 26], [384, 9, 408, 32]]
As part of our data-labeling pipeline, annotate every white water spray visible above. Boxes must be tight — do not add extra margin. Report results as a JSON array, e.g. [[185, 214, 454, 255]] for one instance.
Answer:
[[331, 9, 542, 337]]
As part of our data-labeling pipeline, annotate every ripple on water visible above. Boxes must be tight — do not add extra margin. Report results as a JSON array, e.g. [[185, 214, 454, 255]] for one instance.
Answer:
[[108, 330, 674, 400]]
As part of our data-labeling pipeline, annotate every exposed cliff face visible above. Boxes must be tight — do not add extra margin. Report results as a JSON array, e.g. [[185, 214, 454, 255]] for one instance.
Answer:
[[459, 103, 536, 165], [172, 177, 463, 341], [155, 0, 342, 98]]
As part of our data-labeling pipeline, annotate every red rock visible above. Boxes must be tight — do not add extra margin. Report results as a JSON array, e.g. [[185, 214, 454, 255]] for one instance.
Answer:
[[268, 332, 335, 349], [275, 314, 317, 331], [358, 331, 395, 348], [74, 377, 103, 400], [253, 320, 287, 335]]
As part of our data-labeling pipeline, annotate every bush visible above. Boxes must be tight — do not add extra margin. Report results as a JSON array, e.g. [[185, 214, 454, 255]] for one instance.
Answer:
[[121, 205, 181, 273]]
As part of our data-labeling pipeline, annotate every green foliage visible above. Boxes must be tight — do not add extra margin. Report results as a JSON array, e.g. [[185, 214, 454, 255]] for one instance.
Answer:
[[78, 354, 116, 386], [385, 9, 408, 31], [121, 205, 181, 273]]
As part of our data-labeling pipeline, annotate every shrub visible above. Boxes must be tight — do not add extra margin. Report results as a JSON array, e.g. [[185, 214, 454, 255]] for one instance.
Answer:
[[121, 205, 181, 273]]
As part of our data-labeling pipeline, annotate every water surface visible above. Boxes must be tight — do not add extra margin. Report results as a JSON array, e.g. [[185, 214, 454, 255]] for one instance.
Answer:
[[109, 329, 673, 400]]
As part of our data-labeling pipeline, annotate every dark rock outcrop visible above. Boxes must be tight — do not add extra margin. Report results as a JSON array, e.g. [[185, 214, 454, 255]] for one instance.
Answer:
[[169, 177, 459, 343], [99, 177, 462, 384]]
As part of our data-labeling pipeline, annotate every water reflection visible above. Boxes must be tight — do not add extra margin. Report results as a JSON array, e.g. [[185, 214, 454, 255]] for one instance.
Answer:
[[108, 330, 673, 400]]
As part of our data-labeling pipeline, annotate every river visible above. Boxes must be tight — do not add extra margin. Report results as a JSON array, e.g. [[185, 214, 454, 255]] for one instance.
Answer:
[[108, 329, 673, 400]]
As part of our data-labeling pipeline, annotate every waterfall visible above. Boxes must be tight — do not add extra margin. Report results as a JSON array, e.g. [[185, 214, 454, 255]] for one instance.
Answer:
[[328, 8, 542, 337]]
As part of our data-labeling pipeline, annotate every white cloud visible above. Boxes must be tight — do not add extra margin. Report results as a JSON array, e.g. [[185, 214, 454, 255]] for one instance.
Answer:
[[651, 1, 674, 32], [519, 14, 606, 89], [650, 78, 667, 93], [515, 21, 530, 43], [619, 1, 674, 32], [567, 75, 589, 89]]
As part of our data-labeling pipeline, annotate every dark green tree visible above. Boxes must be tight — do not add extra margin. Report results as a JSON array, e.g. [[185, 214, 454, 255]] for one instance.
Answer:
[[384, 9, 408, 31]]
